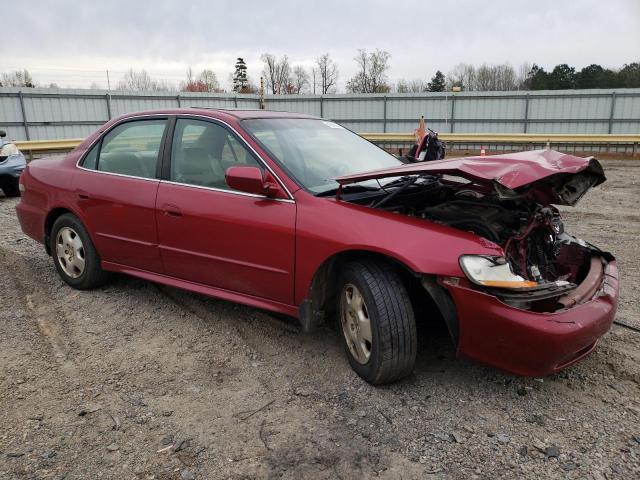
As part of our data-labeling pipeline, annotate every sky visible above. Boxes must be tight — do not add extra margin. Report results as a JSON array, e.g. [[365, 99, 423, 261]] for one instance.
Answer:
[[3, 0, 640, 91]]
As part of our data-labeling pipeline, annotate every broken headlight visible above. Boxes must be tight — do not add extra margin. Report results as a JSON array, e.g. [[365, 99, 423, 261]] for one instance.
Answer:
[[459, 255, 539, 290]]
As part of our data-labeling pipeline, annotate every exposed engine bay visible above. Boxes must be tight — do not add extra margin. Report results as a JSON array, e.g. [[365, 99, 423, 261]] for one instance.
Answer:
[[343, 171, 612, 312]]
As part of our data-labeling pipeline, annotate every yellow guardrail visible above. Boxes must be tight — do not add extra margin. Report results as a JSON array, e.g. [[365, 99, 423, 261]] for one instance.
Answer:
[[13, 133, 640, 157], [15, 138, 84, 152], [362, 133, 640, 143]]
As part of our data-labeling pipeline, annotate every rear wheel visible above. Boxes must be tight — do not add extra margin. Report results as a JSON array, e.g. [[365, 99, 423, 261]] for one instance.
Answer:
[[337, 260, 417, 384], [1, 179, 20, 197], [50, 214, 109, 289]]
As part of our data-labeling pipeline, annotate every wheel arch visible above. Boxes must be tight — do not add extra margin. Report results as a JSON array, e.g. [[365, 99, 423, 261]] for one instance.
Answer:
[[43, 206, 90, 255], [299, 249, 458, 347]]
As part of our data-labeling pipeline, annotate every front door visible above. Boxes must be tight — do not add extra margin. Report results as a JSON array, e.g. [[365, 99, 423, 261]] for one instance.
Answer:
[[155, 118, 296, 304]]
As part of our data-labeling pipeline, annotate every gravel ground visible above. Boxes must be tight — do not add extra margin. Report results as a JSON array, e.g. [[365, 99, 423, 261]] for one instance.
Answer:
[[1, 159, 639, 479]]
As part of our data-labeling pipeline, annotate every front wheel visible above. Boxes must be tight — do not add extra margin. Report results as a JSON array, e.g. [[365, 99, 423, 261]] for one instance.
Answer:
[[338, 260, 417, 384]]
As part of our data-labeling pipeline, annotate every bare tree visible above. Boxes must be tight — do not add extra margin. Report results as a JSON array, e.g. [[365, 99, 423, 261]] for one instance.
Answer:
[[117, 69, 174, 91], [291, 66, 310, 94], [446, 63, 476, 91], [180, 68, 221, 92], [260, 53, 291, 94], [1, 69, 36, 87], [447, 63, 519, 91], [396, 78, 427, 93], [346, 49, 391, 93], [475, 64, 493, 91], [199, 69, 221, 92], [494, 64, 517, 91], [315, 53, 338, 94], [517, 62, 533, 89]]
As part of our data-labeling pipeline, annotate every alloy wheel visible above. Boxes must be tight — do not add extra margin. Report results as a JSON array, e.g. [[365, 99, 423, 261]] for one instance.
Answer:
[[341, 283, 373, 364], [55, 227, 86, 278]]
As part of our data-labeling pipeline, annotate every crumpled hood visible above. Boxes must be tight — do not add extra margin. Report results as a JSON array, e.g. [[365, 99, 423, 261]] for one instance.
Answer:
[[335, 149, 606, 206]]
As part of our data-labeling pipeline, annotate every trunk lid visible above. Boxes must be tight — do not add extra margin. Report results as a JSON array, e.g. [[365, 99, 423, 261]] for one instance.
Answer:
[[335, 149, 605, 206]]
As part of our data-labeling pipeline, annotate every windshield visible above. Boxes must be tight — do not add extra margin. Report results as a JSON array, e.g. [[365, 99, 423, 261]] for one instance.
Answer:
[[242, 118, 402, 194]]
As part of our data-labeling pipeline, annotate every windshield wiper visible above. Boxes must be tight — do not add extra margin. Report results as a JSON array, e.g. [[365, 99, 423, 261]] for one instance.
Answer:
[[316, 184, 381, 197], [370, 174, 437, 208], [379, 175, 419, 188]]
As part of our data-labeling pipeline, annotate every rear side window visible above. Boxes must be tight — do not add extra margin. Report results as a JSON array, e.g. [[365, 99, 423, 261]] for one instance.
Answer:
[[82, 119, 167, 179]]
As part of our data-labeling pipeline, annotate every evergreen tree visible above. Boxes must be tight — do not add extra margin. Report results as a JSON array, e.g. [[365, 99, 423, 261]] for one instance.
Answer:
[[233, 58, 248, 93], [427, 71, 446, 92], [547, 64, 576, 89], [619, 62, 640, 87], [524, 64, 548, 90]]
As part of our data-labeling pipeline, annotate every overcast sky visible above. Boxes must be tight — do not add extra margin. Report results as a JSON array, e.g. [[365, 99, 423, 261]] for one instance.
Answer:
[[4, 0, 640, 90]]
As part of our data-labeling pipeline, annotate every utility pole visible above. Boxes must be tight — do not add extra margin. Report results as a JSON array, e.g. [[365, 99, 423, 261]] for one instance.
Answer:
[[259, 76, 265, 110], [106, 70, 111, 91], [312, 68, 317, 95]]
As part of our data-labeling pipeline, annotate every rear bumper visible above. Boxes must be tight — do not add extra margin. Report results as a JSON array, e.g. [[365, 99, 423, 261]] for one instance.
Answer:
[[441, 260, 619, 376], [16, 201, 45, 244]]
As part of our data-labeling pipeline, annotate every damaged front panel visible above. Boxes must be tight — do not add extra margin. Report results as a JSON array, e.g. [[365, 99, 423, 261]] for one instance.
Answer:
[[334, 150, 613, 313]]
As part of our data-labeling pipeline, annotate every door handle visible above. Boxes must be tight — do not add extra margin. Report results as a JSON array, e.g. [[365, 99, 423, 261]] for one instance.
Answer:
[[162, 204, 182, 217], [77, 191, 90, 200]]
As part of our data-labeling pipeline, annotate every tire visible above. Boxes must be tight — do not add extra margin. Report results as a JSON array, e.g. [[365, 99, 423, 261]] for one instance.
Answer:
[[337, 260, 417, 384], [2, 179, 20, 197], [50, 213, 109, 290]]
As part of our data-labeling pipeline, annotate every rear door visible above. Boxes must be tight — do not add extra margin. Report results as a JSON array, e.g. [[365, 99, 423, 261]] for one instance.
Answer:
[[155, 117, 296, 304], [74, 118, 168, 273]]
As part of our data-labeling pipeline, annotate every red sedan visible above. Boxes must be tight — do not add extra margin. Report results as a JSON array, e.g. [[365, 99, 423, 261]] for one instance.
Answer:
[[16, 109, 619, 384]]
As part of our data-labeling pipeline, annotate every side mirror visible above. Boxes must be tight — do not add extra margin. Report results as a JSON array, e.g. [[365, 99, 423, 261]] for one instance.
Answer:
[[0, 130, 6, 138], [225, 166, 286, 199]]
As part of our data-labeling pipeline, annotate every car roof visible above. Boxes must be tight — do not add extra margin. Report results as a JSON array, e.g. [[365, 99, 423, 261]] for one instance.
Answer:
[[116, 108, 318, 122]]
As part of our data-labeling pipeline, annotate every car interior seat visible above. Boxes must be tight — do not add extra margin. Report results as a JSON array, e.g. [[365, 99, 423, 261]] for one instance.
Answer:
[[99, 152, 152, 178], [174, 126, 228, 188]]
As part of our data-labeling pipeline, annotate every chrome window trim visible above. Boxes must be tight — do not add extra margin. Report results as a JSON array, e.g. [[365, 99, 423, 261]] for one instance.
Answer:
[[76, 165, 160, 183], [74, 112, 296, 201], [159, 179, 295, 203]]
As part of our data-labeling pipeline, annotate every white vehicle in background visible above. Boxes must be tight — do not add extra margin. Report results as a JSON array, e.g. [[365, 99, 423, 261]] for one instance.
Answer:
[[0, 130, 26, 197]]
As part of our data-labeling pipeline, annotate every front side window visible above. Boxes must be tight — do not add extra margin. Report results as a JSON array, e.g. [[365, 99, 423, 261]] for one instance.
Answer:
[[83, 119, 167, 179], [170, 119, 262, 190], [242, 118, 402, 194]]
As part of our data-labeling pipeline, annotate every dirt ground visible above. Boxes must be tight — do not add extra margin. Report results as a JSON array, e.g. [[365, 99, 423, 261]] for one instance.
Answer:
[[1, 159, 639, 480]]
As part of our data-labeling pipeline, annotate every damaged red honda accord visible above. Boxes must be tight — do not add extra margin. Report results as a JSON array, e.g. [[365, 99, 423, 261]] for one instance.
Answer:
[[16, 109, 619, 384]]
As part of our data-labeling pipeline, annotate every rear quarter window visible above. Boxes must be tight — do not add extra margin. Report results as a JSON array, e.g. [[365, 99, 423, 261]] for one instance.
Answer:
[[81, 143, 99, 169]]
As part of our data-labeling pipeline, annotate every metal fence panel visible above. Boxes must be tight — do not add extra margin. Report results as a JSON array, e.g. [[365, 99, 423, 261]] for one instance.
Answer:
[[265, 96, 321, 116], [455, 97, 525, 120], [387, 97, 448, 119], [324, 96, 385, 120], [615, 95, 640, 119], [528, 95, 611, 120], [527, 121, 611, 134], [1, 87, 639, 141]]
